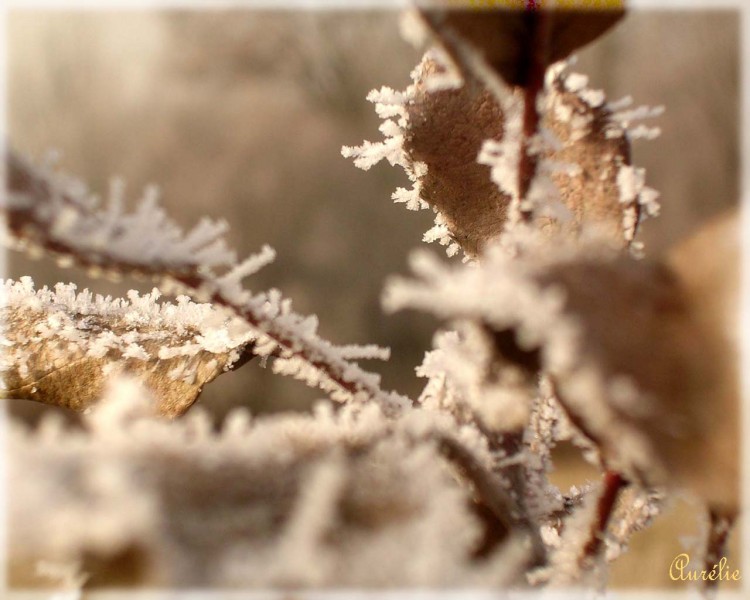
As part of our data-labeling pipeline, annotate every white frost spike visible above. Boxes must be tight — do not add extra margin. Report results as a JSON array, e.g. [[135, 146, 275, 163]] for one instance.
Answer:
[[617, 165, 644, 205], [478, 97, 523, 204], [7, 153, 237, 270], [561, 71, 605, 108], [182, 217, 231, 255], [612, 104, 665, 126], [341, 138, 403, 171], [423, 222, 452, 246], [336, 344, 390, 361], [368, 87, 406, 116], [563, 72, 589, 93], [606, 95, 633, 112], [392, 184, 426, 211], [626, 124, 662, 141], [609, 104, 665, 143], [617, 165, 661, 220], [216, 245, 276, 289]]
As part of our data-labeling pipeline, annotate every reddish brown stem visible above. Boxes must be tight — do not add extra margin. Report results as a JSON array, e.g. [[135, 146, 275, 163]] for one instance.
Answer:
[[438, 434, 546, 567], [517, 7, 551, 221], [580, 470, 627, 566], [704, 508, 736, 590]]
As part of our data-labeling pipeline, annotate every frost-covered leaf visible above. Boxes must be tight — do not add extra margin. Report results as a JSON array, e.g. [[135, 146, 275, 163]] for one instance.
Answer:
[[9, 385, 528, 588], [387, 215, 739, 515], [536, 68, 660, 245], [402, 55, 508, 255], [3, 151, 408, 413], [345, 52, 659, 256], [0, 278, 253, 416]]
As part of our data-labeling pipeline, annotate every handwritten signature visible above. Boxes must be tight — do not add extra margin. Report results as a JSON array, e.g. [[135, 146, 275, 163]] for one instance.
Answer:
[[669, 553, 741, 582]]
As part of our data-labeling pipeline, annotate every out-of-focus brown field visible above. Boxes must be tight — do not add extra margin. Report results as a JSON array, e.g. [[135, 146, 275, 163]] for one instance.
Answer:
[[7, 9, 740, 589]]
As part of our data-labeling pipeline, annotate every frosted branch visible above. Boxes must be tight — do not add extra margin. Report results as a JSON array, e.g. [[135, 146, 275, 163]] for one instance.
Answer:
[[4, 150, 409, 414]]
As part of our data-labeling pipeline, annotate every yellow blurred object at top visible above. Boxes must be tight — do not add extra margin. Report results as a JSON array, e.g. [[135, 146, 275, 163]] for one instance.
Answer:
[[458, 0, 625, 10]]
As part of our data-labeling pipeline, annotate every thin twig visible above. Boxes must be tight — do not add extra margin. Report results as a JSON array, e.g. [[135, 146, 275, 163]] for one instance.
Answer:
[[517, 5, 551, 222], [580, 470, 627, 567], [437, 434, 546, 566], [4, 150, 408, 414], [704, 508, 736, 590]]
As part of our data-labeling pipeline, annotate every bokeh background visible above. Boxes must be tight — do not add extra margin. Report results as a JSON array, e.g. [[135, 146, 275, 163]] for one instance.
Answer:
[[6, 8, 740, 589]]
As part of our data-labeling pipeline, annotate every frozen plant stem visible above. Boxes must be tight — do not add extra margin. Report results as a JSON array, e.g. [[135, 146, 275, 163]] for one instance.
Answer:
[[4, 151, 408, 414], [438, 434, 545, 566], [517, 5, 550, 221], [704, 509, 736, 590], [580, 470, 627, 567]]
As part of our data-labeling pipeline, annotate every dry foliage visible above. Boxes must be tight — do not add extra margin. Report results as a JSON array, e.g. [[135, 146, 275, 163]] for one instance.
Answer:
[[1, 3, 739, 594]]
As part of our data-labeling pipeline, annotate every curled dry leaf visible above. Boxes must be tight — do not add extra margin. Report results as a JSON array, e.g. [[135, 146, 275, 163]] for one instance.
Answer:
[[508, 216, 738, 514], [345, 52, 657, 257], [387, 209, 739, 516], [416, 4, 625, 89], [0, 279, 254, 417]]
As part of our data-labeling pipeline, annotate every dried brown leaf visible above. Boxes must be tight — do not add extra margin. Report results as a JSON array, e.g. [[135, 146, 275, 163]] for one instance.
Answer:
[[490, 212, 739, 512], [541, 78, 635, 243], [418, 6, 625, 88], [404, 59, 507, 255], [402, 57, 637, 255], [0, 283, 246, 417]]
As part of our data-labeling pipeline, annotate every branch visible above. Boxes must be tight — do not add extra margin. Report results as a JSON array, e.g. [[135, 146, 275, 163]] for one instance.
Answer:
[[516, 5, 550, 222], [4, 150, 409, 415], [437, 433, 545, 566], [579, 470, 627, 567], [704, 508, 736, 590]]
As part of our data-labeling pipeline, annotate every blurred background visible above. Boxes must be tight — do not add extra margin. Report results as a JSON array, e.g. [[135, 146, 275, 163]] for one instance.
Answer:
[[6, 8, 740, 589]]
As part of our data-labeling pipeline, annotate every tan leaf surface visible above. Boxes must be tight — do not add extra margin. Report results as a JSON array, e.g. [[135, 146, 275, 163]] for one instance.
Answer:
[[402, 56, 639, 255], [0, 280, 252, 417], [404, 58, 508, 255], [495, 213, 739, 513]]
